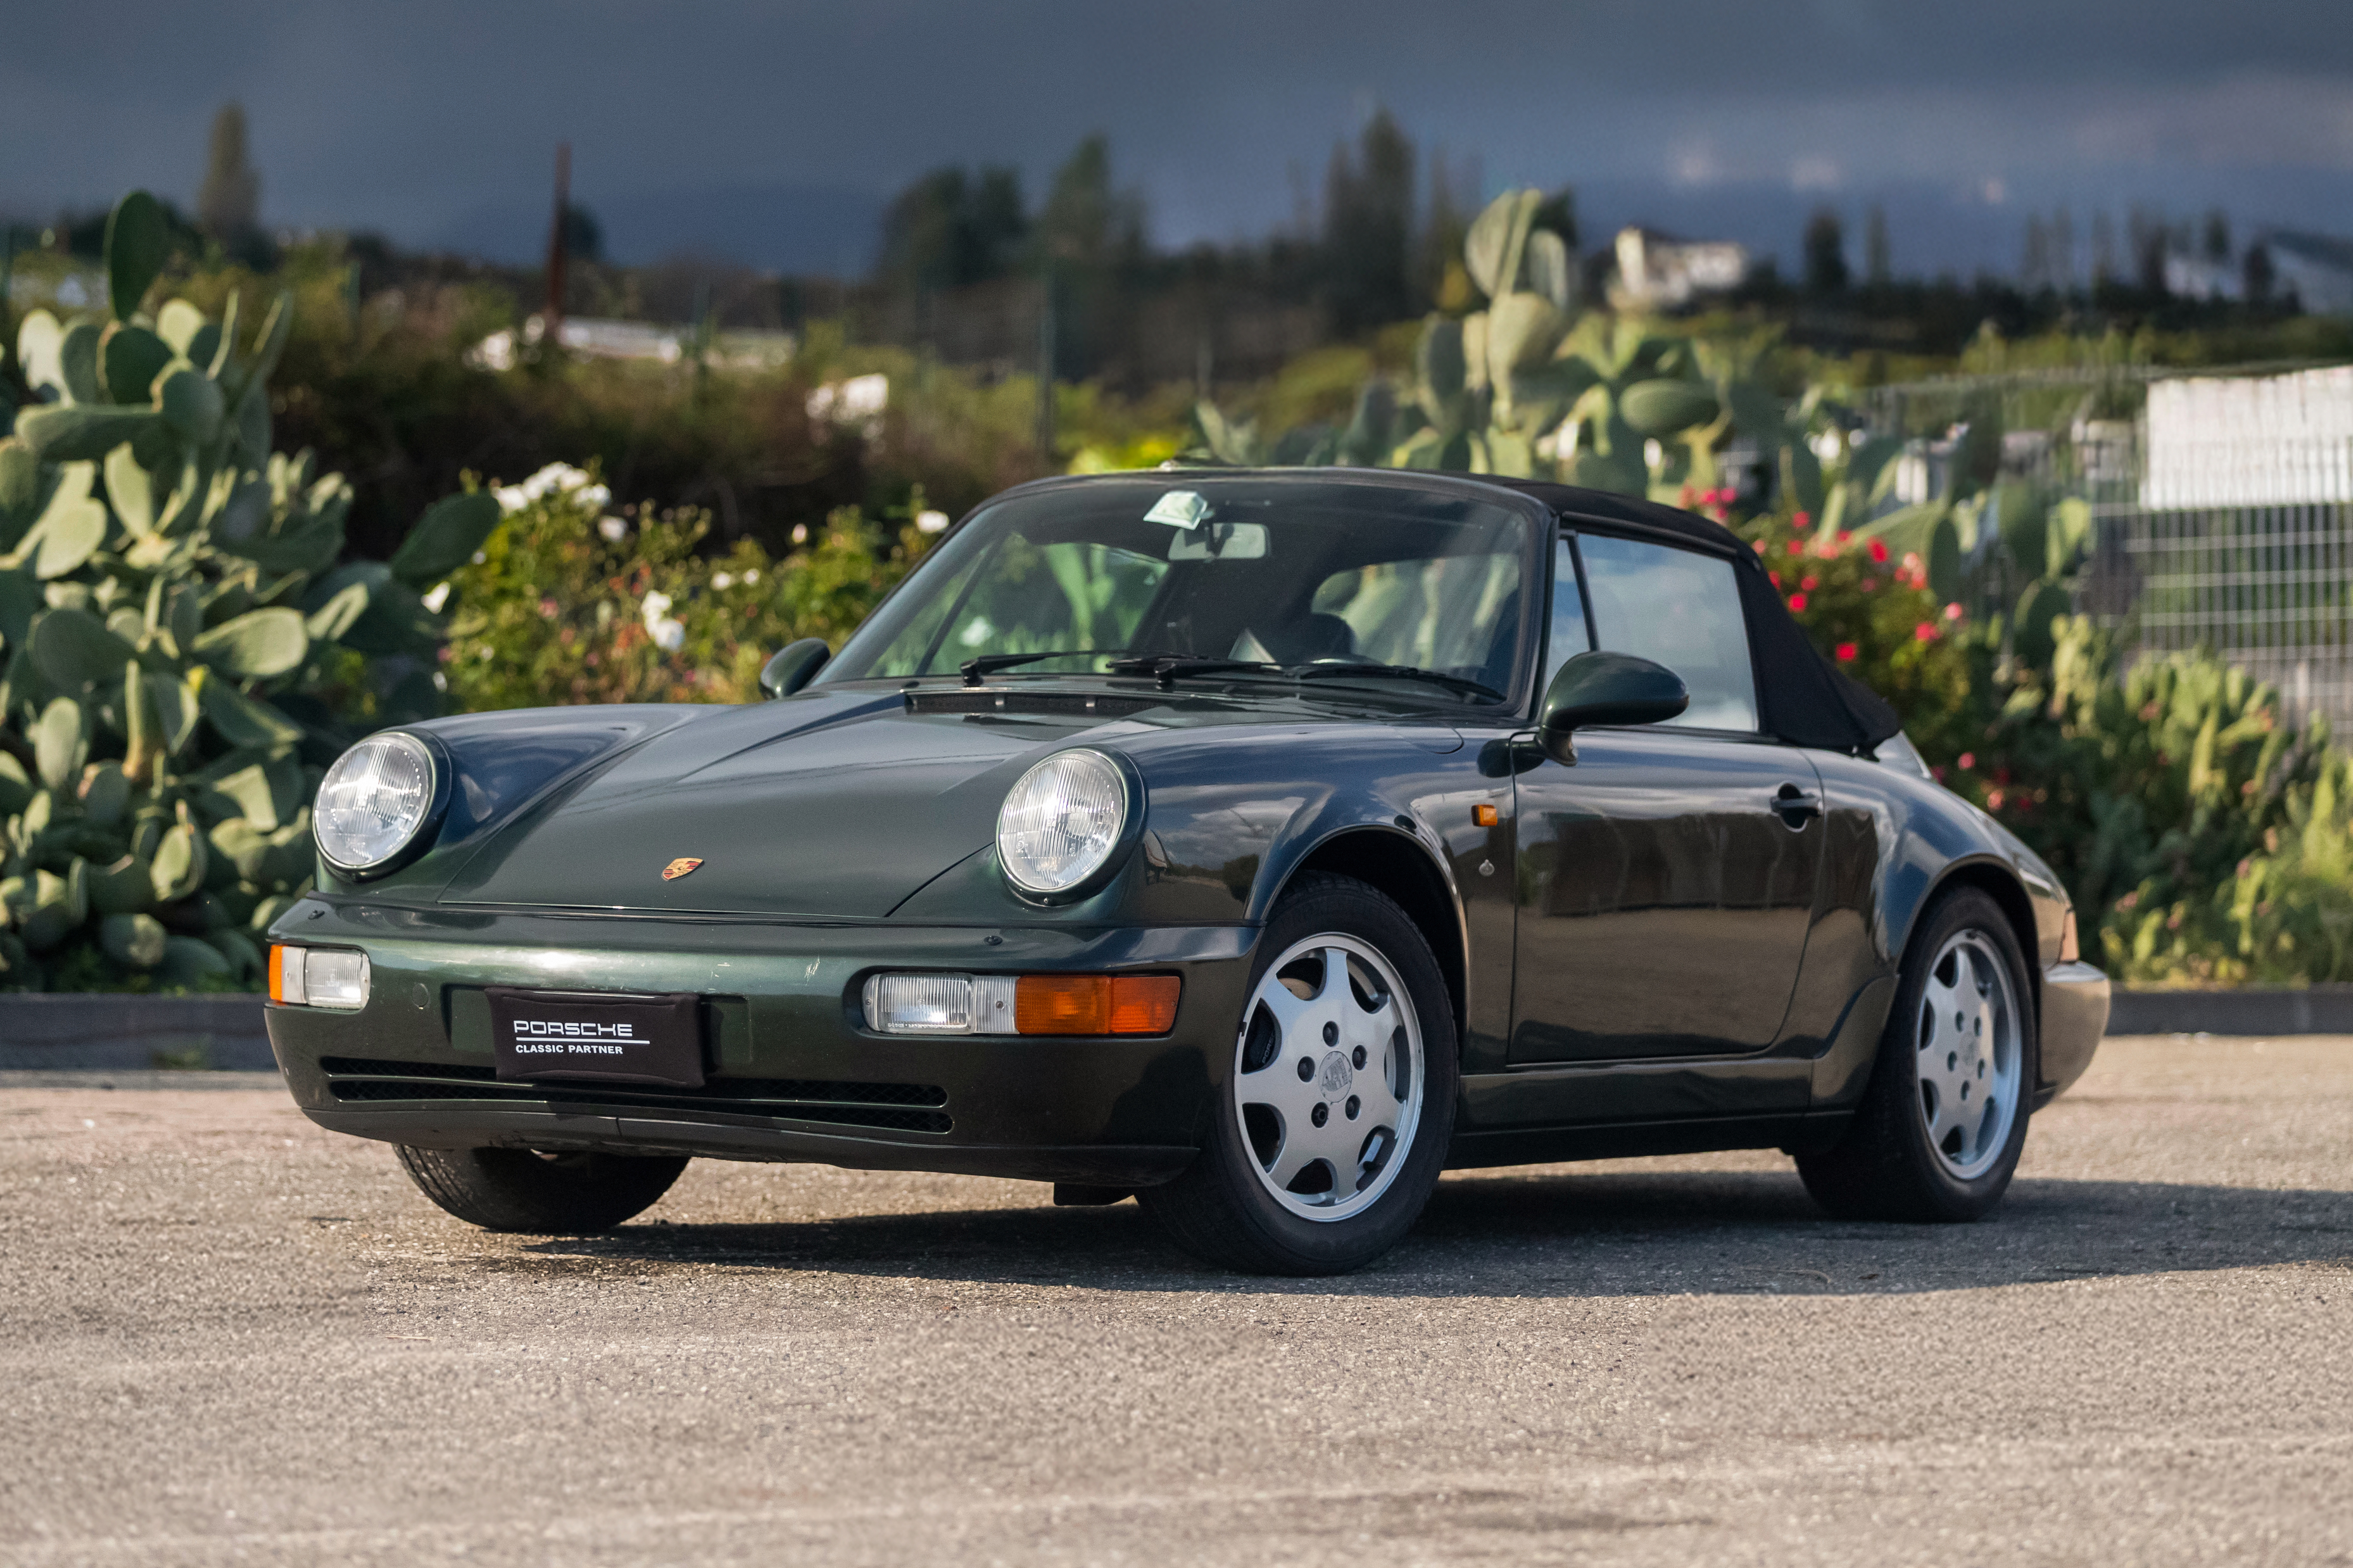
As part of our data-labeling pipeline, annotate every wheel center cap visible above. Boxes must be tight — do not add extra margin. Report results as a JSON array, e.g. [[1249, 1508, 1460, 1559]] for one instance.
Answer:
[[1318, 1050, 1353, 1095]]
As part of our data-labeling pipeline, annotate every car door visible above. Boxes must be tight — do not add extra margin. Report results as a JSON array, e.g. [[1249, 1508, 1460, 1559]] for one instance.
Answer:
[[1508, 530, 1826, 1062]]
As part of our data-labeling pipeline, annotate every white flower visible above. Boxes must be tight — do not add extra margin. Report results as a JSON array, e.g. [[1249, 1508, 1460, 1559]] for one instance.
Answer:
[[743, 569, 760, 585], [496, 462, 609, 516], [651, 619, 686, 653], [790, 524, 809, 545], [472, 551, 488, 565], [712, 572, 734, 590], [641, 591, 674, 625], [916, 509, 949, 535], [598, 516, 628, 542], [420, 582, 451, 613]]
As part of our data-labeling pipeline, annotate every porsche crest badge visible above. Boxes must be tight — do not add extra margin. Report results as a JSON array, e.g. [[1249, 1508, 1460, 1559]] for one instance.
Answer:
[[661, 857, 704, 881]]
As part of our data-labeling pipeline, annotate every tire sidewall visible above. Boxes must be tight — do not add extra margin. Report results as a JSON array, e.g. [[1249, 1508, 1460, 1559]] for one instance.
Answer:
[[1191, 876, 1459, 1272], [1882, 889, 2039, 1216]]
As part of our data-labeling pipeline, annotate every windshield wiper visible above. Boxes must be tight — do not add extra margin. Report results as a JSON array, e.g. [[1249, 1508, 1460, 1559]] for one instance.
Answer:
[[1289, 663, 1506, 703], [1105, 653, 1282, 689], [959, 650, 1106, 685]]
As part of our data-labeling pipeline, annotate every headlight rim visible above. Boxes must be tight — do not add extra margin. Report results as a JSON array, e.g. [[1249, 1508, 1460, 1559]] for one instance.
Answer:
[[995, 746, 1144, 905], [313, 729, 453, 881]]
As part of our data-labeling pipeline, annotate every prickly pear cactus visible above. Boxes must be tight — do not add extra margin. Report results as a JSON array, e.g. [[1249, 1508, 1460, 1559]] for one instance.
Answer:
[[0, 191, 498, 991]]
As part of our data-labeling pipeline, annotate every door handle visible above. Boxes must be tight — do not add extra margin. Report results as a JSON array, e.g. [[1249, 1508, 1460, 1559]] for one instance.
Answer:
[[1772, 782, 1821, 827]]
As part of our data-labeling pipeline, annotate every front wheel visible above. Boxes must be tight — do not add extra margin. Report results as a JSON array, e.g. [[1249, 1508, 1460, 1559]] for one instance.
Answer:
[[1797, 887, 2036, 1222], [394, 1145, 690, 1233], [1140, 872, 1458, 1275]]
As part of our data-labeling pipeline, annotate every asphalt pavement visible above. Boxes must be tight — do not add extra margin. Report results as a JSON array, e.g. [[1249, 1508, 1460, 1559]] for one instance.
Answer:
[[3, 1036, 2349, 1566]]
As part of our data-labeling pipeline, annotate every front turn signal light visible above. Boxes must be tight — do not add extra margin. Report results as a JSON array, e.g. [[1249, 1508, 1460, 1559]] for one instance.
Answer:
[[2059, 908, 2080, 963], [269, 945, 370, 1009], [865, 972, 1179, 1036]]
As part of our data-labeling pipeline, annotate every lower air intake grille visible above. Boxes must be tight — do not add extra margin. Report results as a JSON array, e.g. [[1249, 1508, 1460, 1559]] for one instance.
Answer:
[[317, 1056, 952, 1134]]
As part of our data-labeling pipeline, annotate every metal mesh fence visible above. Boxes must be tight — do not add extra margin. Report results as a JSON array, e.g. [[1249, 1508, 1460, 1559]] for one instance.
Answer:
[[1862, 363, 2353, 735]]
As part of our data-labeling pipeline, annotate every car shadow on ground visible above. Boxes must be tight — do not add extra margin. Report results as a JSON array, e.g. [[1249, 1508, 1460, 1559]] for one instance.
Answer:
[[519, 1168, 2353, 1297]]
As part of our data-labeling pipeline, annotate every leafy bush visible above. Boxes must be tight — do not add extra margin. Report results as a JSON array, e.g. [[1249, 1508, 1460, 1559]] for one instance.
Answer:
[[438, 464, 935, 711], [0, 193, 489, 991]]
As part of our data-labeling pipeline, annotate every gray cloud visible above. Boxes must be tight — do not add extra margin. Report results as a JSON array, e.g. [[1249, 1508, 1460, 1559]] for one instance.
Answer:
[[3, 0, 2347, 259]]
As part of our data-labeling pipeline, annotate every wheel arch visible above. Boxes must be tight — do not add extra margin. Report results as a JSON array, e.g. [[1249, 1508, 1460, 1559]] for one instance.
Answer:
[[1917, 858, 2043, 1027], [1274, 827, 1468, 1051]]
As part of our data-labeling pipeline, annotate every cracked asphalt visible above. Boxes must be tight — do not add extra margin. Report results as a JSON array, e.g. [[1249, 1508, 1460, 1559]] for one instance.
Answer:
[[3, 1034, 2350, 1566]]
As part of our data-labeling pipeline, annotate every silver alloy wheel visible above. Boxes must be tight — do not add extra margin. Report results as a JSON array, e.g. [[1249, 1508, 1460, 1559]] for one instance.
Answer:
[[1232, 932, 1424, 1222], [1915, 927, 2024, 1180]]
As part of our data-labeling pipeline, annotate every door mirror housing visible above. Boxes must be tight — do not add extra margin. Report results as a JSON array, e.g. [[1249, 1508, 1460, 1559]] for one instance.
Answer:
[[1536, 651, 1688, 763], [758, 638, 831, 699]]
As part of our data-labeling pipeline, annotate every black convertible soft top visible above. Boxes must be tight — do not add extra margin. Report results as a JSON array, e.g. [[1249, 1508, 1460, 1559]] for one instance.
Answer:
[[1478, 477, 1904, 757]]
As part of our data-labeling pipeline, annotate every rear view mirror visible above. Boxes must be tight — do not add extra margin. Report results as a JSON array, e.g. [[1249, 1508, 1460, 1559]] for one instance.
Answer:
[[1536, 651, 1687, 763], [759, 638, 831, 699]]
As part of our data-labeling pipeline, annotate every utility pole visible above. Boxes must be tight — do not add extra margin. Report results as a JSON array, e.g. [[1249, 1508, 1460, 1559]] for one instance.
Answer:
[[544, 142, 571, 349]]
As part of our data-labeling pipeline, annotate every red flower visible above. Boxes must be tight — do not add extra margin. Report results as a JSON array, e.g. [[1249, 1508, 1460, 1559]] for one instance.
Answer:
[[1801, 575, 1819, 591], [1867, 538, 1889, 564], [1958, 752, 1975, 769], [1769, 571, 1781, 586], [1793, 511, 1811, 529], [1914, 622, 1936, 641], [1786, 539, 1805, 556], [1789, 592, 1809, 612], [1834, 641, 1857, 662], [1943, 602, 1963, 621], [1752, 539, 1767, 554], [1859, 577, 1877, 591], [1836, 530, 1852, 545]]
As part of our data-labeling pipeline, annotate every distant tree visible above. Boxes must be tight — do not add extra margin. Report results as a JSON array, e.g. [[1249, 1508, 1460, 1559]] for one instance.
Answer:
[[2128, 206, 2168, 295], [561, 203, 603, 263], [196, 102, 260, 241], [876, 165, 1027, 294], [2202, 209, 2232, 265], [1802, 206, 1847, 294], [2243, 241, 2275, 305], [1864, 204, 1891, 288], [2020, 214, 2051, 293], [2051, 209, 2075, 290], [1321, 107, 1417, 334], [2091, 211, 2117, 286], [1418, 150, 1475, 310], [1032, 135, 1146, 377]]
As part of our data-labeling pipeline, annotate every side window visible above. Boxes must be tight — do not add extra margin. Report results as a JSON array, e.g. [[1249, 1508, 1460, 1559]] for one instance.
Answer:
[[1576, 535, 1758, 731], [1542, 536, 1593, 693]]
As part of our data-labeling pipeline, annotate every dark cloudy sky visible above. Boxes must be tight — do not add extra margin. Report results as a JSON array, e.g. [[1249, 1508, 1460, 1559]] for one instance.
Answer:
[[7, 1, 2351, 274]]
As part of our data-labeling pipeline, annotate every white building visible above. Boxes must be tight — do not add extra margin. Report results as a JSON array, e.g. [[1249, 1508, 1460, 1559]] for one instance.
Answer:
[[1609, 227, 1750, 311]]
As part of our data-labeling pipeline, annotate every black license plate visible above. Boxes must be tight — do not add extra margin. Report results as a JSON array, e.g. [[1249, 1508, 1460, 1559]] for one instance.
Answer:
[[489, 987, 705, 1089]]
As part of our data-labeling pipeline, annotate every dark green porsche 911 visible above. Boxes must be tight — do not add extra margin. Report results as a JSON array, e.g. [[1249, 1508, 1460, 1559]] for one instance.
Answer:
[[266, 469, 2110, 1275]]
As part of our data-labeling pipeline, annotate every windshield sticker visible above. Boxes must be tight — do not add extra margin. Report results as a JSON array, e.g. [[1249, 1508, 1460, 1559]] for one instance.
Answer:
[[1143, 489, 1211, 529]]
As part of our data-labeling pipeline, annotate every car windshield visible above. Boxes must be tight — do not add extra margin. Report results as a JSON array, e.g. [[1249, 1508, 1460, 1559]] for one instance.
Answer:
[[820, 476, 1538, 703]]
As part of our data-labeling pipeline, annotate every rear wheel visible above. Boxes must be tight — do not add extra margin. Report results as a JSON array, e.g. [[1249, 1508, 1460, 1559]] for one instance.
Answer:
[[394, 1145, 689, 1233], [1797, 887, 2035, 1222], [1140, 873, 1457, 1275]]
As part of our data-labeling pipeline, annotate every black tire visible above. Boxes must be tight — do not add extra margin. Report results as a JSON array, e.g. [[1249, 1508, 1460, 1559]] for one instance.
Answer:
[[393, 1145, 690, 1233], [1797, 887, 2038, 1223], [1140, 872, 1458, 1275]]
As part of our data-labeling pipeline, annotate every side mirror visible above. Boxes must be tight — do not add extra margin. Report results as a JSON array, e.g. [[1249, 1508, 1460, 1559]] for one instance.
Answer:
[[1536, 651, 1687, 764], [758, 638, 831, 699]]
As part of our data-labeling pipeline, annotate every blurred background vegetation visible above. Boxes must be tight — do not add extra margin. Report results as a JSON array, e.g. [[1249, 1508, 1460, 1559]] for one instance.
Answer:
[[6, 103, 2353, 991]]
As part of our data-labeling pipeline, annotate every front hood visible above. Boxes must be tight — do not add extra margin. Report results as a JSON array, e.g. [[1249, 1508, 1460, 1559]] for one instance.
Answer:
[[437, 691, 1080, 917]]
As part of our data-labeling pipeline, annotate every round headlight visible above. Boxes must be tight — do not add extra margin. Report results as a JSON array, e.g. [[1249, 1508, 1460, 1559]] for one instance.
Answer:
[[997, 749, 1130, 896], [314, 733, 437, 873]]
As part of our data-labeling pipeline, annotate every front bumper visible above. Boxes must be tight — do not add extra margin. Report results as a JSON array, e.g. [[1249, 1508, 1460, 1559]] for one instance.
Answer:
[[2037, 959, 2110, 1106], [265, 904, 1254, 1187]]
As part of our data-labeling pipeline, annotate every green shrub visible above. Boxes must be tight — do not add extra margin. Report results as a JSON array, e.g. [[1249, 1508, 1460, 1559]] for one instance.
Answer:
[[438, 464, 935, 710]]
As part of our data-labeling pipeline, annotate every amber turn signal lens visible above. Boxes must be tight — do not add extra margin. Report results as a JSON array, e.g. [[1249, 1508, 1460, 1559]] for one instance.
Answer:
[[268, 944, 289, 1003], [1014, 974, 1181, 1035], [1473, 803, 1499, 827]]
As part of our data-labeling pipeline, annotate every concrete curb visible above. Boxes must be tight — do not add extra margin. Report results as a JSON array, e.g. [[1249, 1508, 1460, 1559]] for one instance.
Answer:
[[0, 994, 274, 1071], [2103, 985, 2353, 1037]]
